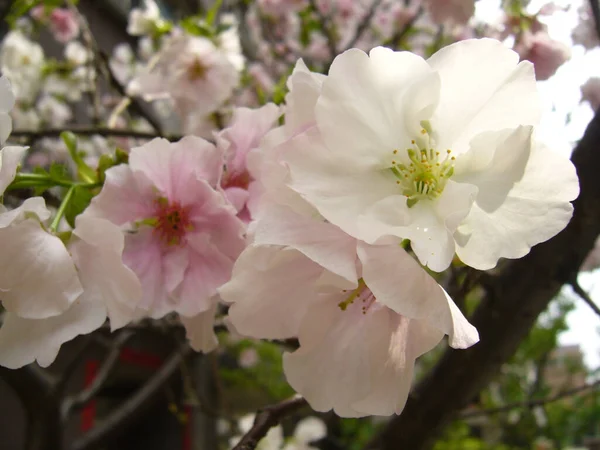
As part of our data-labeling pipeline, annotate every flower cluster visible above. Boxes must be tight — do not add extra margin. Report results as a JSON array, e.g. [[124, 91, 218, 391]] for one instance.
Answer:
[[0, 0, 581, 425]]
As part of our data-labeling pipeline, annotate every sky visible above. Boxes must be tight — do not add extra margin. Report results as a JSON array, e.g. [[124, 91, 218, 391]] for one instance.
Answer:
[[475, 0, 600, 370]]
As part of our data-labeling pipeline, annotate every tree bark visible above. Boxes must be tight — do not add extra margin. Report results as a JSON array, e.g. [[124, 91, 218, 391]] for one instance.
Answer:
[[373, 110, 600, 450]]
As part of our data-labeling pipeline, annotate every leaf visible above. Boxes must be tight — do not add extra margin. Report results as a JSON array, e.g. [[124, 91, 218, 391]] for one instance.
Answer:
[[64, 186, 94, 228]]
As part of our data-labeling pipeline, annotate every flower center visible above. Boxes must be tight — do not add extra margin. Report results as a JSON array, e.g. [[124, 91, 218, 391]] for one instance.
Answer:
[[153, 198, 194, 246], [390, 121, 455, 208], [338, 278, 377, 315], [187, 58, 208, 81]]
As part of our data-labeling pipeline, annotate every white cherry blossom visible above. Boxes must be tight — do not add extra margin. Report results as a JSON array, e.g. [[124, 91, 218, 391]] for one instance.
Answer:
[[282, 39, 579, 271]]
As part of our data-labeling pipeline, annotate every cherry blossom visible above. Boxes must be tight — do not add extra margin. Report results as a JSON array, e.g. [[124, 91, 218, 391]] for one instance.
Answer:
[[128, 32, 239, 120], [281, 39, 579, 272], [216, 103, 281, 221], [0, 216, 142, 369], [581, 78, 600, 112], [516, 31, 570, 81], [84, 136, 246, 321]]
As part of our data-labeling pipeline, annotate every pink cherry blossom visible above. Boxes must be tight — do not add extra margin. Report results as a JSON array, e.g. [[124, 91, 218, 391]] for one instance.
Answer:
[[217, 104, 281, 221], [84, 136, 246, 320], [31, 6, 80, 43], [516, 31, 570, 81]]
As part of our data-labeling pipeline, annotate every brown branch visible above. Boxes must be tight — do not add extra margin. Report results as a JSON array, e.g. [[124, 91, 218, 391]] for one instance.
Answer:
[[369, 108, 600, 449], [231, 397, 309, 450], [71, 343, 191, 450], [571, 279, 600, 318], [460, 379, 600, 419], [344, 0, 384, 50], [61, 330, 135, 419], [384, 7, 424, 49], [10, 127, 181, 141]]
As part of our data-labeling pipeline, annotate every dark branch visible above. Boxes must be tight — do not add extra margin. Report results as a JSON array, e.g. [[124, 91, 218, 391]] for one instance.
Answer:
[[384, 7, 424, 49], [571, 279, 600, 318], [460, 379, 600, 419], [344, 0, 384, 50], [71, 343, 191, 450], [10, 127, 181, 141], [589, 0, 600, 43], [370, 108, 600, 450], [231, 397, 309, 450], [61, 331, 135, 420]]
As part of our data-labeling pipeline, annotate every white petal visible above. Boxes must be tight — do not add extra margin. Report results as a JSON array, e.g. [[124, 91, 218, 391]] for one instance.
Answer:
[[0, 146, 24, 195], [0, 196, 50, 226], [221, 245, 323, 339], [0, 295, 106, 369], [428, 39, 541, 152], [316, 47, 433, 166], [0, 219, 82, 319], [284, 127, 398, 239], [283, 297, 397, 417], [253, 203, 358, 283], [285, 59, 326, 132], [455, 140, 578, 270], [72, 216, 142, 330], [358, 242, 479, 348], [180, 301, 219, 353]]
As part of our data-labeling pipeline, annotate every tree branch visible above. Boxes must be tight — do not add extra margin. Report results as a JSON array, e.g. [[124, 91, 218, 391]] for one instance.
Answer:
[[370, 109, 600, 449], [460, 379, 600, 419], [231, 397, 309, 450], [10, 127, 181, 141], [61, 331, 135, 420], [344, 0, 383, 50], [589, 0, 600, 43], [71, 343, 191, 450], [570, 279, 600, 318]]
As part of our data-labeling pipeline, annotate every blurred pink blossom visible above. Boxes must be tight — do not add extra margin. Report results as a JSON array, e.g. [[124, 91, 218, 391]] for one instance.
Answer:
[[516, 31, 570, 81], [581, 77, 600, 112]]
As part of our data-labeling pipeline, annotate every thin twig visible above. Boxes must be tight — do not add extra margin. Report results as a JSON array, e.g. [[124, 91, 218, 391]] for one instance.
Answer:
[[231, 397, 309, 450], [460, 379, 600, 419], [61, 330, 136, 420], [10, 127, 180, 141], [345, 0, 384, 50], [571, 279, 600, 318], [71, 342, 191, 450], [384, 6, 423, 49]]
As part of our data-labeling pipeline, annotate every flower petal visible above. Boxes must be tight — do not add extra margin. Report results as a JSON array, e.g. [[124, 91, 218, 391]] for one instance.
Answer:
[[358, 242, 479, 348], [283, 297, 397, 417], [455, 140, 578, 270], [180, 301, 219, 353], [221, 245, 323, 339], [284, 127, 398, 239], [253, 203, 358, 283], [72, 215, 142, 330], [85, 164, 157, 225], [0, 298, 106, 369], [0, 146, 26, 195], [0, 218, 82, 319], [428, 38, 541, 152]]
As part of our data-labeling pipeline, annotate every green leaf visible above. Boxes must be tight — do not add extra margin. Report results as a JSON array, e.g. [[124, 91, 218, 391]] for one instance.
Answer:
[[205, 0, 223, 27], [60, 132, 97, 184], [64, 186, 94, 228]]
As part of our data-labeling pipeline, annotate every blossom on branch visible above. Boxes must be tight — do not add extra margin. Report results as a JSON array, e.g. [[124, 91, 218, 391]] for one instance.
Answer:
[[84, 136, 246, 334], [280, 39, 578, 272]]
